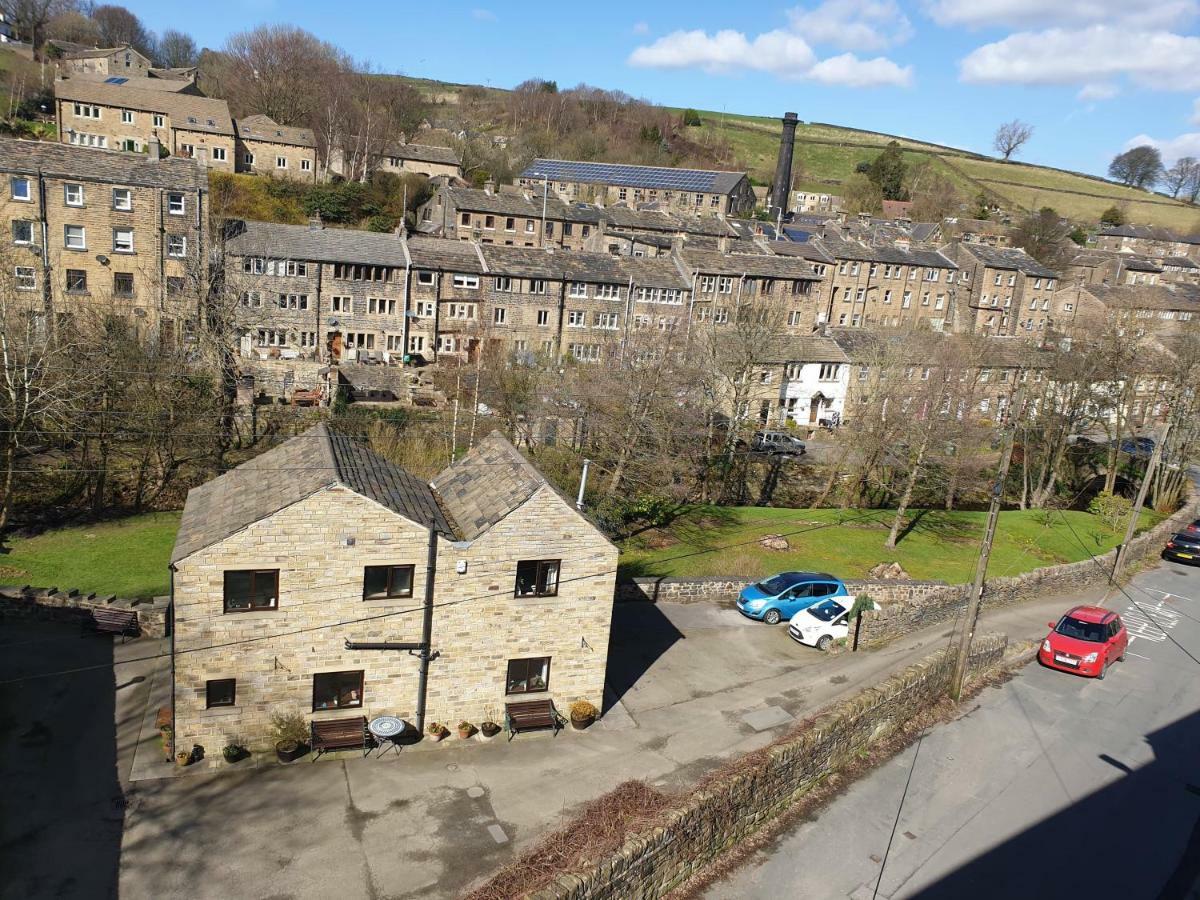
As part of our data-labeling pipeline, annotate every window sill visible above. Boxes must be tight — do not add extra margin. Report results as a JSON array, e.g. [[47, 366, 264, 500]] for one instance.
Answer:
[[63, 247, 88, 253], [112, 250, 136, 256], [200, 706, 239, 718], [64, 289, 91, 296], [363, 595, 414, 603], [222, 608, 279, 619]]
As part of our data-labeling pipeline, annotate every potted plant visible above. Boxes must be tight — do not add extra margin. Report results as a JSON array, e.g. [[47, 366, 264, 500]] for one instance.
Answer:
[[480, 721, 501, 739], [426, 721, 449, 742], [159, 724, 174, 761], [570, 700, 598, 730], [176, 750, 191, 767], [222, 740, 248, 763], [270, 711, 309, 763], [457, 720, 476, 739]]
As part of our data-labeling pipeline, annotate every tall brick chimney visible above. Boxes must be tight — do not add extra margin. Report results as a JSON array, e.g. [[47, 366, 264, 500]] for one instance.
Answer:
[[770, 112, 799, 219]]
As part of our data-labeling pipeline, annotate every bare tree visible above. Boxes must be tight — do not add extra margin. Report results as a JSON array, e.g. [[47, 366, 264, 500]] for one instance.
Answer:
[[90, 4, 154, 58], [1, 0, 72, 51], [221, 25, 349, 124], [156, 28, 198, 68], [1163, 157, 1199, 200], [993, 120, 1034, 162]]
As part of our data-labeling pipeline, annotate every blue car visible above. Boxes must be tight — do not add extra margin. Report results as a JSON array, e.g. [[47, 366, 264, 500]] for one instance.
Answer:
[[737, 571, 851, 624]]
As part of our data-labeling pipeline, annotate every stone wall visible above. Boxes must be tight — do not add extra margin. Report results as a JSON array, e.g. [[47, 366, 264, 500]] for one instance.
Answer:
[[0, 586, 170, 638], [529, 633, 1013, 900], [615, 574, 951, 608]]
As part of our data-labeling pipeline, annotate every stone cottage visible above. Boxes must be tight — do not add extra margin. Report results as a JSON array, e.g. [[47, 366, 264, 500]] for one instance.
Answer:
[[169, 425, 616, 752]]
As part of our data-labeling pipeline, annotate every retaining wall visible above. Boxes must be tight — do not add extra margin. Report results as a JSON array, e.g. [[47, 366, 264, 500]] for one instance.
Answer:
[[616, 575, 950, 607], [529, 633, 1014, 900], [0, 586, 170, 638]]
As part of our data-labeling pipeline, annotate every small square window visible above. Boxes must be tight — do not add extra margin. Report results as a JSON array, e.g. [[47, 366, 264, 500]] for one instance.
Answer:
[[167, 193, 185, 215], [64, 183, 84, 207], [301, 159, 312, 172], [206, 678, 235, 708], [223, 569, 278, 612], [121, 109, 134, 124], [64, 225, 86, 250], [312, 670, 363, 711], [362, 564, 414, 600], [10, 177, 30, 201], [167, 235, 187, 257], [113, 272, 134, 297], [417, 271, 434, 285], [12, 220, 32, 244], [66, 269, 87, 292], [276, 156, 287, 169], [506, 657, 550, 695], [112, 188, 132, 211], [112, 228, 134, 253], [212, 147, 227, 161], [515, 559, 560, 597], [153, 114, 165, 128], [14, 266, 36, 290]]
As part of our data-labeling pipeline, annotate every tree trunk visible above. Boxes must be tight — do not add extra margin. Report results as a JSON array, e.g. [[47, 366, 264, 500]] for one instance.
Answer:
[[0, 438, 15, 540], [885, 438, 927, 549]]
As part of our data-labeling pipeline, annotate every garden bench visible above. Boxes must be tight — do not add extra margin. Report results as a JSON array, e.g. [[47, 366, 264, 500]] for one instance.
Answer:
[[504, 700, 563, 740], [310, 716, 370, 760], [83, 607, 139, 642]]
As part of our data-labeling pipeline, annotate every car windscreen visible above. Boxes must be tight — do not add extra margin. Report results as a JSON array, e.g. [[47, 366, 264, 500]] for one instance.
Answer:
[[808, 599, 847, 622], [1054, 616, 1106, 642], [1173, 533, 1200, 547], [757, 574, 798, 594]]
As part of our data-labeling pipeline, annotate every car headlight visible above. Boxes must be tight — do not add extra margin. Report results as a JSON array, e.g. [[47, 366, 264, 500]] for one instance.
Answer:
[[745, 598, 766, 608], [1042, 639, 1052, 653], [1083, 652, 1098, 663]]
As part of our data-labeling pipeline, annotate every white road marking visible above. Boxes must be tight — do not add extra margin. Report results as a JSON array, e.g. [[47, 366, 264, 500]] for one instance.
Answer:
[[1124, 600, 1182, 645], [1138, 588, 1196, 603], [1127, 652, 1152, 660]]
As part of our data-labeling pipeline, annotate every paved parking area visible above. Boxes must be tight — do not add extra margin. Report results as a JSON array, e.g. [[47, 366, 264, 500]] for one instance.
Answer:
[[2, 591, 1095, 900]]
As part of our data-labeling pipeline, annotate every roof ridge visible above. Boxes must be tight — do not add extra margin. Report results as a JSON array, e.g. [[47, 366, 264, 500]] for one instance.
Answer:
[[315, 423, 342, 484]]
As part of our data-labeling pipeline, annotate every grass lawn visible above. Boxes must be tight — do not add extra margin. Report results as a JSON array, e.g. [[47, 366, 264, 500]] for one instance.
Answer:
[[619, 506, 1162, 584], [1, 511, 181, 599]]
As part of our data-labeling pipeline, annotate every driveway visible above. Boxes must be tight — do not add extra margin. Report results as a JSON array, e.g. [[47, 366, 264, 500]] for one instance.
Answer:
[[2, 586, 1115, 900]]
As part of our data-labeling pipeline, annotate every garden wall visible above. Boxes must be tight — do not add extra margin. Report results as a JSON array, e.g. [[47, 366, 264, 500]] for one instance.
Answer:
[[615, 575, 950, 607], [527, 633, 1016, 900], [0, 585, 170, 638]]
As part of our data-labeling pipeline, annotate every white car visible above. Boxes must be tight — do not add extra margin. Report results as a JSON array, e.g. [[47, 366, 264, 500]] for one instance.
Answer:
[[788, 597, 864, 650]]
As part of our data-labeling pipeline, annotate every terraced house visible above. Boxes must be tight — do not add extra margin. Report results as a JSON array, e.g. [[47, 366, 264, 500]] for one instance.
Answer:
[[0, 138, 208, 345], [233, 115, 318, 182], [169, 424, 617, 753], [946, 244, 1058, 338]]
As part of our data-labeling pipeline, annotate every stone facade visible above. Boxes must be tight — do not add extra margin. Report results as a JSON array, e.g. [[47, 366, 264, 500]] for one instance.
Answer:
[[234, 137, 318, 183], [171, 475, 616, 753]]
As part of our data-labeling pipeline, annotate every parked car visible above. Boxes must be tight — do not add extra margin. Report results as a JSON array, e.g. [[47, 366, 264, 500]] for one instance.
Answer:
[[737, 572, 849, 624], [1111, 436, 1155, 458], [1183, 519, 1200, 536], [788, 597, 850, 650], [751, 430, 806, 456], [1038, 605, 1128, 679], [1163, 531, 1200, 565]]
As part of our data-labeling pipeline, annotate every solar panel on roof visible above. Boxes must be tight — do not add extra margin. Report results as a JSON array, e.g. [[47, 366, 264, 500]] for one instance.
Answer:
[[104, 76, 128, 85], [522, 159, 730, 193]]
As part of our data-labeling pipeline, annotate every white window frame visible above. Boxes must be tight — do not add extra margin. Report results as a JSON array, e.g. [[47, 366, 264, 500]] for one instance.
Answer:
[[64, 225, 86, 250], [167, 193, 185, 215], [167, 235, 187, 258], [64, 183, 84, 207], [10, 177, 30, 201], [112, 227, 134, 253], [452, 274, 479, 289]]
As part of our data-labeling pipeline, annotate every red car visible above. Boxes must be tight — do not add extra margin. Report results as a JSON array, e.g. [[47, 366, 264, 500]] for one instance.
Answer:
[[1038, 605, 1128, 679]]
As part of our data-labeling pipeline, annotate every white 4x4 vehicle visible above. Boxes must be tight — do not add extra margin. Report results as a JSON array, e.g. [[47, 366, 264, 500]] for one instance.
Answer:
[[788, 597, 875, 650]]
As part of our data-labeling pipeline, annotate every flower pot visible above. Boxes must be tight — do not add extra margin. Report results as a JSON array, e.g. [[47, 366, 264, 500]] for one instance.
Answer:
[[570, 714, 595, 731], [429, 730, 447, 742], [223, 748, 246, 764], [176, 751, 191, 767], [275, 740, 306, 763], [480, 722, 501, 739], [457, 727, 475, 740]]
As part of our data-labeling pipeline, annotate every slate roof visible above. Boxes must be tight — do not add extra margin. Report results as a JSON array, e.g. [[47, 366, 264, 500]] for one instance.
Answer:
[[65, 72, 197, 93], [521, 158, 748, 195], [382, 142, 461, 167], [171, 424, 453, 563], [759, 335, 849, 364], [407, 234, 486, 272], [235, 114, 315, 149], [55, 78, 234, 134], [476, 244, 688, 287], [225, 220, 409, 267], [681, 247, 821, 279], [1097, 224, 1178, 241], [1164, 256, 1199, 269], [60, 44, 149, 61], [0, 137, 207, 191], [959, 244, 1058, 278], [1083, 283, 1200, 311], [432, 431, 549, 541], [761, 239, 836, 264], [817, 235, 958, 269]]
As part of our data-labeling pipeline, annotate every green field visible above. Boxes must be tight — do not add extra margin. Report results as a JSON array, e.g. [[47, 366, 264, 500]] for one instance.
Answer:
[[619, 506, 1161, 584], [1, 512, 181, 599]]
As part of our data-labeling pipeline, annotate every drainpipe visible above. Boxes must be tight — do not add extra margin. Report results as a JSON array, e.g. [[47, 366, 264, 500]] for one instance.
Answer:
[[168, 564, 176, 734], [415, 525, 438, 732]]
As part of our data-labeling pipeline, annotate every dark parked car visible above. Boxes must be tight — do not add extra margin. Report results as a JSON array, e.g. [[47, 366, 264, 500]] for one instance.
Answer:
[[1112, 436, 1156, 458], [1163, 532, 1200, 566]]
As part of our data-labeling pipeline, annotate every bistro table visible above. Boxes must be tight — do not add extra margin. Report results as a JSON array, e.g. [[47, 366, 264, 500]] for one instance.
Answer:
[[368, 716, 408, 756]]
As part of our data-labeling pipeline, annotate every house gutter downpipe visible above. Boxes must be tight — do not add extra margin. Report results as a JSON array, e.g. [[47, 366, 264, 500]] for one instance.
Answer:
[[415, 526, 438, 732]]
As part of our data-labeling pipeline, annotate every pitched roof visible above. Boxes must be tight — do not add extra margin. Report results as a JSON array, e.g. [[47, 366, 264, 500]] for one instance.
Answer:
[[235, 114, 315, 149], [382, 142, 460, 166], [64, 72, 198, 93], [959, 244, 1058, 278], [476, 244, 688, 287], [0, 137, 207, 191], [61, 44, 149, 62], [758, 335, 849, 364], [431, 431, 549, 541], [1164, 256, 1198, 269], [225, 220, 409, 267], [816, 235, 958, 269], [171, 424, 452, 563], [55, 78, 234, 134], [760, 238, 836, 264], [681, 246, 821, 279], [521, 158, 748, 195], [1083, 283, 1200, 311]]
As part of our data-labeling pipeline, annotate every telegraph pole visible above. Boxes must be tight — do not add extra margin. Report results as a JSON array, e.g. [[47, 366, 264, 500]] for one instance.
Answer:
[[950, 394, 1021, 700], [1106, 421, 1171, 597]]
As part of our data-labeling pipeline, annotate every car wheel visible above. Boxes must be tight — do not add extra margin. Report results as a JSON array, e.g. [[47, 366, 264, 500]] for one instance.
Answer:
[[1097, 659, 1108, 680], [763, 609, 782, 625], [816, 635, 832, 652], [1118, 650, 1126, 662]]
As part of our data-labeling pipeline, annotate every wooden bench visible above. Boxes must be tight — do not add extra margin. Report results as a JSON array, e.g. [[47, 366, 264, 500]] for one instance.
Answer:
[[310, 716, 370, 760], [83, 607, 139, 642], [504, 700, 563, 740]]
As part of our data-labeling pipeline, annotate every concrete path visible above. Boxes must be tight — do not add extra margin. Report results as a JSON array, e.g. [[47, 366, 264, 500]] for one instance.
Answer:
[[705, 559, 1200, 899]]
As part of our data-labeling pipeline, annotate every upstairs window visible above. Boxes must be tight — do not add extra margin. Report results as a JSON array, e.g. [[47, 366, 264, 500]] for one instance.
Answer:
[[64, 183, 84, 207], [167, 193, 185, 215], [515, 559, 560, 597], [362, 565, 414, 600], [206, 679, 236, 709], [223, 569, 279, 613], [112, 188, 132, 211], [10, 177, 30, 201]]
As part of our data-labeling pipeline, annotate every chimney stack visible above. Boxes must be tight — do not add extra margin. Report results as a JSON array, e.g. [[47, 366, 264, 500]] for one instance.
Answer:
[[769, 112, 799, 220], [147, 136, 161, 162], [483, 178, 495, 195]]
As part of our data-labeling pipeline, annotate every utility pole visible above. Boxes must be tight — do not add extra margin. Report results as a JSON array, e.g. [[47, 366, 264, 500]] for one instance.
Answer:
[[950, 396, 1020, 700], [1107, 421, 1171, 595]]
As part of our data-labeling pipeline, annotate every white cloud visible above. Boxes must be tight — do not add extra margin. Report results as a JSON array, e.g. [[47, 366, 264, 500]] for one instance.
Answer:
[[627, 25, 910, 86], [470, 8, 496, 22], [788, 0, 913, 52], [1125, 132, 1200, 165], [632, 21, 650, 35], [960, 26, 1200, 90], [1192, 98, 1200, 125], [807, 53, 913, 87], [1077, 83, 1118, 101], [926, 0, 1197, 30]]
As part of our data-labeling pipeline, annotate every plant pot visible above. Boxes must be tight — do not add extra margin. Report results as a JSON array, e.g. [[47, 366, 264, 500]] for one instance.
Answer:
[[457, 727, 474, 740], [275, 740, 306, 763], [480, 722, 501, 738], [429, 730, 447, 742], [570, 714, 595, 731], [176, 751, 191, 767], [223, 748, 246, 764]]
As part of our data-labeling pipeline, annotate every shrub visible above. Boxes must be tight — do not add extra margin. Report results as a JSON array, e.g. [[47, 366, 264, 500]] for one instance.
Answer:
[[1089, 491, 1132, 532], [570, 700, 598, 720], [682, 108, 702, 127], [269, 711, 309, 747]]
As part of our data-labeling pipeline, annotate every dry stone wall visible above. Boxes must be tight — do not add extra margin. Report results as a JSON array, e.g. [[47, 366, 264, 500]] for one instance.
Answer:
[[615, 575, 950, 607], [0, 585, 169, 638]]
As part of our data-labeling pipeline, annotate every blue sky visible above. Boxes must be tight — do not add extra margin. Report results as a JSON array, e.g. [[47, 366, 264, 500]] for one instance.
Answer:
[[124, 1, 1200, 179]]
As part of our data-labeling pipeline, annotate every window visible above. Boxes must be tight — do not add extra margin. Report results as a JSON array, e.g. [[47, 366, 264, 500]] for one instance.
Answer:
[[111, 188, 132, 211], [276, 156, 287, 169], [417, 270, 434, 285], [64, 225, 86, 250], [279, 293, 310, 311], [153, 114, 165, 128], [537, 309, 550, 326], [205, 679, 235, 709], [593, 312, 618, 329], [223, 569, 278, 612], [883, 289, 892, 304], [167, 235, 186, 257], [530, 279, 546, 294], [10, 177, 30, 201], [818, 363, 840, 381], [301, 159, 312, 172], [64, 183, 84, 207], [362, 564, 414, 600], [515, 559, 560, 597], [112, 227, 134, 253], [901, 291, 911, 309], [525, 219, 536, 233], [69, 132, 107, 148], [452, 274, 479, 289], [73, 102, 101, 119], [66, 269, 87, 292], [563, 223, 573, 236], [494, 306, 507, 324], [365, 297, 393, 315], [567, 310, 586, 327], [120, 109, 134, 124], [416, 300, 434, 317], [506, 657, 550, 695], [597, 284, 621, 300], [12, 220, 32, 244], [312, 670, 363, 711], [495, 275, 513, 292], [568, 342, 601, 361], [448, 303, 476, 320], [409, 335, 425, 352], [14, 266, 35, 290], [113, 272, 134, 297], [167, 192, 185, 215], [461, 212, 471, 226], [331, 295, 351, 313], [569, 282, 587, 298]]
